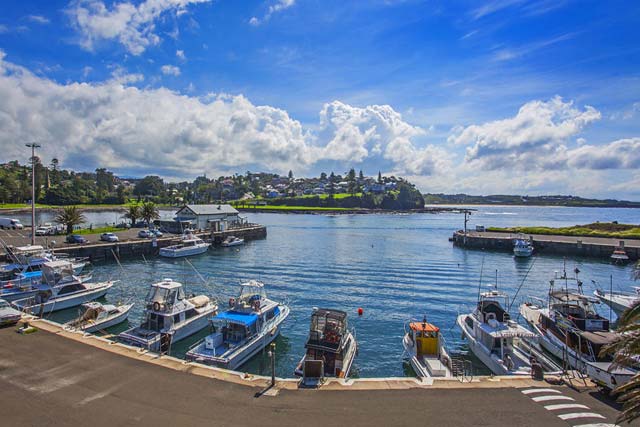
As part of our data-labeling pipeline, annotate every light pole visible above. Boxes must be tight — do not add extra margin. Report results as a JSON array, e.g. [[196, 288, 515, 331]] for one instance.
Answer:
[[25, 143, 41, 246]]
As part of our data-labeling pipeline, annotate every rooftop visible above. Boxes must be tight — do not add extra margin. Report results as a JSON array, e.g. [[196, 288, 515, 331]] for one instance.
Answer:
[[177, 204, 239, 216]]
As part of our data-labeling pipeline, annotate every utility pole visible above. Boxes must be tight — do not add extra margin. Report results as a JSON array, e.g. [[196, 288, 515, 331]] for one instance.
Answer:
[[268, 342, 276, 387], [463, 210, 471, 246], [25, 143, 41, 246]]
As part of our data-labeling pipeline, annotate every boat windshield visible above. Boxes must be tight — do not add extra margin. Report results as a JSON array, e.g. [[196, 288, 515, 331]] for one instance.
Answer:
[[237, 280, 267, 303], [146, 282, 185, 306]]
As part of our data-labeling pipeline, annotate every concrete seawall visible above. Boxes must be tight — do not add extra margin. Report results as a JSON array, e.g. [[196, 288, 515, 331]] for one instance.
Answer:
[[1, 224, 267, 263], [452, 230, 640, 260]]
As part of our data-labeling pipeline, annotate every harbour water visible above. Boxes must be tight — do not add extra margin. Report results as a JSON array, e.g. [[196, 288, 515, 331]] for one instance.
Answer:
[[41, 205, 638, 378]]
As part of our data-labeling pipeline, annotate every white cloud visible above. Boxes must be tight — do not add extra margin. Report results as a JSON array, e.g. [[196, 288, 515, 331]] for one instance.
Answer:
[[161, 64, 181, 76], [27, 15, 50, 24], [176, 49, 186, 60], [249, 0, 295, 26], [450, 96, 601, 170], [567, 138, 640, 170], [67, 0, 210, 55], [82, 65, 93, 78], [0, 52, 443, 178]]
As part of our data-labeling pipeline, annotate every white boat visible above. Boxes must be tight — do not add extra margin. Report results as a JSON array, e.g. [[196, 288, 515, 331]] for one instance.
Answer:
[[221, 236, 244, 247], [11, 260, 110, 314], [403, 317, 452, 379], [64, 301, 134, 333], [159, 234, 210, 258], [513, 237, 533, 257], [294, 308, 357, 379], [457, 286, 535, 376], [593, 288, 640, 317], [3, 244, 88, 274], [519, 268, 636, 390], [118, 279, 217, 352], [610, 244, 630, 264], [186, 280, 289, 370]]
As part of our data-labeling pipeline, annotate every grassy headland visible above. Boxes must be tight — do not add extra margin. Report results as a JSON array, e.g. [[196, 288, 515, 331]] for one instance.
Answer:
[[488, 222, 640, 239]]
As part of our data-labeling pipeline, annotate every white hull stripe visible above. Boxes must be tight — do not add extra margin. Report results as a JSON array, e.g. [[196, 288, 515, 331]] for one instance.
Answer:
[[521, 388, 562, 395], [572, 424, 620, 427], [544, 403, 590, 411], [532, 395, 575, 402], [558, 412, 606, 421]]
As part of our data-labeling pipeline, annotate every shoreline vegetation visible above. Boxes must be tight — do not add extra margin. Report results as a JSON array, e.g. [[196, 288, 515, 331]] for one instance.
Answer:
[[488, 222, 640, 240]]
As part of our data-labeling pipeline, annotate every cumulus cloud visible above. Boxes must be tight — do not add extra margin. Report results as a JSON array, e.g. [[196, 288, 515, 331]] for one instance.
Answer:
[[450, 96, 601, 170], [160, 64, 181, 76], [568, 138, 640, 170], [317, 101, 450, 175], [249, 0, 295, 26], [67, 0, 210, 55], [176, 49, 186, 60], [0, 52, 444, 178]]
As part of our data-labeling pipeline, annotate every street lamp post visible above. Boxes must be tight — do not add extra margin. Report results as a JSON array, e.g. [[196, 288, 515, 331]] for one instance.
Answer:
[[25, 143, 41, 246]]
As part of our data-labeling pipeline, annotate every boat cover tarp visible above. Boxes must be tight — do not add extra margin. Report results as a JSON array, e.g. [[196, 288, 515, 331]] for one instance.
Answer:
[[213, 311, 258, 327]]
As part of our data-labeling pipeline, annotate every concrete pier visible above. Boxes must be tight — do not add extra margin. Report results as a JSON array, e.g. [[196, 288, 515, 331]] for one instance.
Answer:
[[0, 224, 267, 263], [452, 229, 640, 260]]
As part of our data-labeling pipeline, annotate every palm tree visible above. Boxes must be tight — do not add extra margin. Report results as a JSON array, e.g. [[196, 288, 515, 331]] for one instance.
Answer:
[[124, 204, 141, 226], [601, 260, 640, 424], [141, 202, 159, 226], [55, 206, 87, 234]]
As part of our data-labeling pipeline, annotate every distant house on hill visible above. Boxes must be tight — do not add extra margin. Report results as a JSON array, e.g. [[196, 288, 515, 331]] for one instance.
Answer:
[[175, 204, 242, 231]]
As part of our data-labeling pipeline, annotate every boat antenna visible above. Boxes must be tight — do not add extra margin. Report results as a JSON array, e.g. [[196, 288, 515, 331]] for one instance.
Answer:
[[184, 258, 208, 287], [609, 274, 613, 323], [495, 269, 498, 289], [508, 257, 536, 311], [476, 257, 485, 302]]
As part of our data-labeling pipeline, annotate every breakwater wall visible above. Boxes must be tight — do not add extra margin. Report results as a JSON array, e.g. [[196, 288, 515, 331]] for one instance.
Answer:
[[39, 225, 266, 263], [452, 230, 640, 261]]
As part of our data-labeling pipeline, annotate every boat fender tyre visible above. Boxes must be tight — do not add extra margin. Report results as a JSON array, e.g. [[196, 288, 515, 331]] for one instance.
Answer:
[[229, 298, 236, 307], [253, 300, 260, 311], [153, 302, 161, 312]]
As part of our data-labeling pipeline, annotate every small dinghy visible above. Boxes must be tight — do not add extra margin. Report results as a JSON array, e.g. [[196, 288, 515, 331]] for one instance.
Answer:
[[64, 301, 134, 333]]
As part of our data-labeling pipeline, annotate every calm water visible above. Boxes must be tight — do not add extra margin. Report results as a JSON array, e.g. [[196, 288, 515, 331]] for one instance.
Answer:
[[42, 206, 638, 378]]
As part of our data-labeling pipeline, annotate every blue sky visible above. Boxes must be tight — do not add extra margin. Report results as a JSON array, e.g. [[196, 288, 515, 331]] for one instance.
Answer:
[[0, 0, 639, 198]]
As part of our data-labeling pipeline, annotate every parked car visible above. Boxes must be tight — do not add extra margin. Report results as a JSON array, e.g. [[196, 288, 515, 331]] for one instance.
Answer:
[[150, 229, 163, 237], [66, 234, 88, 244], [0, 299, 22, 326], [100, 232, 119, 242], [0, 218, 24, 230], [35, 224, 55, 236], [138, 229, 152, 238]]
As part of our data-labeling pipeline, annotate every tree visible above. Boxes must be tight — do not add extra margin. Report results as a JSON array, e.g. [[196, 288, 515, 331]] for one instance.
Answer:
[[377, 171, 382, 184], [124, 204, 141, 226], [359, 170, 364, 180], [347, 168, 356, 195], [320, 172, 327, 181], [55, 206, 87, 234], [141, 202, 160, 225], [601, 261, 640, 424], [288, 170, 293, 179], [133, 175, 164, 197]]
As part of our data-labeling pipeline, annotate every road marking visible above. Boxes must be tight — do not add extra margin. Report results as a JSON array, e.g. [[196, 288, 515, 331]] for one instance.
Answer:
[[521, 388, 562, 395], [544, 403, 590, 411], [532, 395, 575, 402], [573, 424, 620, 427], [558, 412, 606, 421]]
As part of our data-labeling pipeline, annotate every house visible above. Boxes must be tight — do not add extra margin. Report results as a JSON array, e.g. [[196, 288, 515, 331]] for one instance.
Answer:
[[175, 204, 241, 231]]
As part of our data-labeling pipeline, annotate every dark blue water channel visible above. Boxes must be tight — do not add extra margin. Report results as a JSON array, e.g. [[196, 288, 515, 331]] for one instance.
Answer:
[[42, 206, 638, 378]]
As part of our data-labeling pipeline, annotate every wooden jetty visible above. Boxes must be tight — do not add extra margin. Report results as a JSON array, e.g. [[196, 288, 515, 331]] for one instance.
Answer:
[[452, 229, 640, 261]]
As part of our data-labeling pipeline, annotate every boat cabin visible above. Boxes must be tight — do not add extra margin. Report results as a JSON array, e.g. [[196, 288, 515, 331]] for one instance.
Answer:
[[141, 279, 204, 332], [409, 319, 441, 357], [41, 260, 77, 286], [548, 290, 609, 332], [75, 302, 117, 324], [301, 308, 352, 377]]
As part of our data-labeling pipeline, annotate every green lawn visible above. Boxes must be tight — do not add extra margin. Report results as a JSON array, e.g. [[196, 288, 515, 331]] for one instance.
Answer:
[[74, 226, 121, 235], [238, 205, 350, 211], [0, 202, 175, 210], [488, 223, 640, 239]]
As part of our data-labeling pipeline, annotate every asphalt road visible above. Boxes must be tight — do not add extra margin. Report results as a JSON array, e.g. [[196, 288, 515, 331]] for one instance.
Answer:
[[0, 326, 631, 427]]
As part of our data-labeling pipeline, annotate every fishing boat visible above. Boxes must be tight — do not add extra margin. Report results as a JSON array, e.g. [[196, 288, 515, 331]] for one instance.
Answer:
[[513, 237, 534, 257], [610, 244, 630, 264], [2, 244, 87, 274], [457, 285, 535, 376], [294, 308, 357, 379], [0, 270, 45, 302], [64, 301, 134, 333], [12, 260, 110, 314], [403, 316, 452, 378], [520, 267, 636, 389], [159, 234, 210, 258], [185, 280, 289, 370], [593, 287, 640, 317], [118, 279, 217, 352], [220, 236, 244, 247]]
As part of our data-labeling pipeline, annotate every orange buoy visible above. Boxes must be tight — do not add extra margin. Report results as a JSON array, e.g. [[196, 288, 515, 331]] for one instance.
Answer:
[[357, 307, 363, 316]]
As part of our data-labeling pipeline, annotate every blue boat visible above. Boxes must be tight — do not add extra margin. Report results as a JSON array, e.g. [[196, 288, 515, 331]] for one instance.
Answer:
[[186, 280, 289, 370], [0, 270, 45, 302]]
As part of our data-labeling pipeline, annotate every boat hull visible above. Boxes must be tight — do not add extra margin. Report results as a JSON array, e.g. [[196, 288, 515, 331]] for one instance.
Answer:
[[119, 305, 216, 352], [159, 244, 210, 258], [186, 306, 289, 370], [66, 304, 134, 333], [294, 333, 357, 379], [13, 283, 113, 314], [402, 333, 452, 378]]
